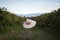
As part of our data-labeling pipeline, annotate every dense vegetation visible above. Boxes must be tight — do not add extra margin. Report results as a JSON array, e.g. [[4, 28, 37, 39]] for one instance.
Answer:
[[0, 7, 25, 34], [30, 8, 60, 40], [0, 7, 60, 40]]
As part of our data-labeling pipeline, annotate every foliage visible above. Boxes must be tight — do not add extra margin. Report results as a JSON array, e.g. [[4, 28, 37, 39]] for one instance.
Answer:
[[0, 7, 60, 40], [30, 8, 60, 39], [0, 7, 25, 34]]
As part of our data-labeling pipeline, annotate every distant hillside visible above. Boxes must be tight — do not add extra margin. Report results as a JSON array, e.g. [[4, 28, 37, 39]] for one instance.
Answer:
[[17, 13, 41, 17]]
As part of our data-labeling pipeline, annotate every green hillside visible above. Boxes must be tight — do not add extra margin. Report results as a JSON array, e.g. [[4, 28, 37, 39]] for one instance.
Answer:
[[30, 8, 60, 40], [0, 7, 26, 34], [0, 7, 60, 40], [31, 8, 60, 35]]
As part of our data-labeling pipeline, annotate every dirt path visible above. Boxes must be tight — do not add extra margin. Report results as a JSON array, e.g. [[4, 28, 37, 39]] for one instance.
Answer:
[[0, 29, 54, 40]]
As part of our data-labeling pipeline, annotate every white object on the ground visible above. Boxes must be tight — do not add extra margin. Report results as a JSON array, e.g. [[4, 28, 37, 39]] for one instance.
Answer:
[[23, 18, 36, 29]]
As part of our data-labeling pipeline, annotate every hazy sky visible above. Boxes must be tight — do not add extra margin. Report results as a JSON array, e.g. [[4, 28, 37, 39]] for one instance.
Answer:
[[0, 0, 60, 14]]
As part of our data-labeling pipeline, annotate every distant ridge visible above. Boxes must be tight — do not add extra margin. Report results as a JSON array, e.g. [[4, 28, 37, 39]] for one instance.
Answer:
[[17, 13, 41, 17]]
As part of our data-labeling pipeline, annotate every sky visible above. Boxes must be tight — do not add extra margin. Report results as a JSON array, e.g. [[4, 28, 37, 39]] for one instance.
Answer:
[[0, 0, 60, 14]]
